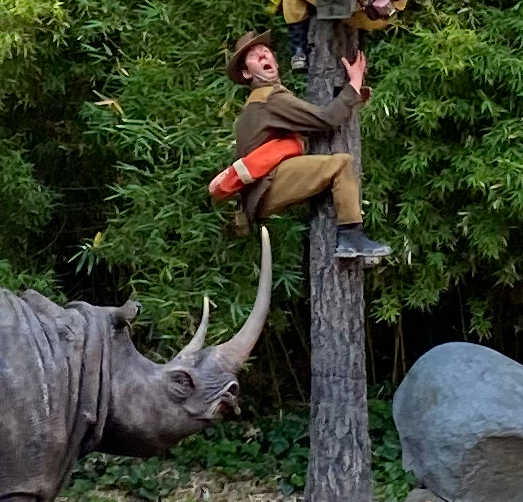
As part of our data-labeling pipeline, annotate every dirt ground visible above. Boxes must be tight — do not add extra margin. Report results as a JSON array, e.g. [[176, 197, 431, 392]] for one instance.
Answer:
[[164, 470, 304, 502], [61, 470, 304, 502]]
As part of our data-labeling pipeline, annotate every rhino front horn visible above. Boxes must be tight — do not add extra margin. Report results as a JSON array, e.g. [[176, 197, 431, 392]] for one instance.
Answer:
[[176, 296, 210, 358], [215, 226, 272, 372]]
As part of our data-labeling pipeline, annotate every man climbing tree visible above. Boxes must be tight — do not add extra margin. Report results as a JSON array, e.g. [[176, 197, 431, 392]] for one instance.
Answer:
[[219, 20, 393, 501], [221, 29, 390, 260]]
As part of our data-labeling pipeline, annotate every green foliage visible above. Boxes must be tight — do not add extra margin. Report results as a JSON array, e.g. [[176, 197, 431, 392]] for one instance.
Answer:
[[0, 0, 307, 349], [4, 0, 522, 360], [63, 387, 413, 501], [0, 0, 68, 107], [0, 136, 60, 296], [369, 384, 416, 501], [60, 0, 307, 353], [0, 260, 62, 299], [65, 456, 185, 501], [0, 0, 69, 297], [0, 139, 55, 258], [362, 0, 523, 338]]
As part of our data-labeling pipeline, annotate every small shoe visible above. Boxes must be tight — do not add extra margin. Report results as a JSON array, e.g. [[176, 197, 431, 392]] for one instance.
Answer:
[[291, 48, 308, 72], [288, 20, 309, 71], [335, 225, 391, 259], [366, 0, 396, 19]]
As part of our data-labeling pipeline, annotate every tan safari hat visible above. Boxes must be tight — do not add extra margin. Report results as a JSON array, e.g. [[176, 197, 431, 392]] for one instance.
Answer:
[[226, 30, 272, 85]]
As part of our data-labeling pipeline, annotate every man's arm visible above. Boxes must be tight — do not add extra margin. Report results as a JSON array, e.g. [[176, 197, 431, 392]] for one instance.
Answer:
[[265, 51, 367, 133], [265, 84, 362, 132]]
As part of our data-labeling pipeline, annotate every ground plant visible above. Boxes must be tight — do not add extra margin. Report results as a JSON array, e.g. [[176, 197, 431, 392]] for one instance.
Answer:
[[62, 386, 413, 502]]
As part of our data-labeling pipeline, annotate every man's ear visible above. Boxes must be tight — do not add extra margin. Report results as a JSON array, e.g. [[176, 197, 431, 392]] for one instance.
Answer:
[[241, 68, 253, 81], [165, 368, 195, 401]]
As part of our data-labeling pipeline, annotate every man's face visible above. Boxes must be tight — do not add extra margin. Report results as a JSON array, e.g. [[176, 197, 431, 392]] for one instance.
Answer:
[[241, 44, 279, 83]]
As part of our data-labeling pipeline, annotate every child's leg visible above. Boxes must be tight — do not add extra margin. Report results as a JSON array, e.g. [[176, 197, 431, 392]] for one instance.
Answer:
[[282, 0, 311, 71], [288, 19, 309, 71]]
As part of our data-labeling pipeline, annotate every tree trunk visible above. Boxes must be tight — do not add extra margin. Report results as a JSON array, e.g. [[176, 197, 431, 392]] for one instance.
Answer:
[[304, 16, 373, 502]]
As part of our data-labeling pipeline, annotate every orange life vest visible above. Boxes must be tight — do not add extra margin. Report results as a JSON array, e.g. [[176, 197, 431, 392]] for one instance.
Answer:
[[209, 136, 305, 201]]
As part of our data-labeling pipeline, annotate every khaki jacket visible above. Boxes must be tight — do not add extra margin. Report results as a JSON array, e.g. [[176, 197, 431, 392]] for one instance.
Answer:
[[235, 82, 362, 220]]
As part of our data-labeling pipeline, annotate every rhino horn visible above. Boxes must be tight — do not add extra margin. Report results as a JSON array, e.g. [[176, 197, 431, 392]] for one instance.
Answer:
[[176, 296, 210, 358], [215, 226, 272, 373]]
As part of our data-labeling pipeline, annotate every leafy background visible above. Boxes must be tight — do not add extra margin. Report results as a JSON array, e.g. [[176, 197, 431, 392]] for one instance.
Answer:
[[1, 0, 522, 499]]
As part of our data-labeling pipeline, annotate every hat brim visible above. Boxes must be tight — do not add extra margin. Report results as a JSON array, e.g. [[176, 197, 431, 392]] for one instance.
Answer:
[[226, 30, 272, 85]]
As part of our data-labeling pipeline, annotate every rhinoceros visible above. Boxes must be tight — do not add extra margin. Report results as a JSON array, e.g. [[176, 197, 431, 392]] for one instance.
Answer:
[[393, 341, 523, 502], [0, 227, 272, 502]]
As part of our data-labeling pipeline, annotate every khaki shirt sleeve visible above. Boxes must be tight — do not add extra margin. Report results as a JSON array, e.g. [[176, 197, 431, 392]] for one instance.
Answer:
[[264, 84, 362, 133]]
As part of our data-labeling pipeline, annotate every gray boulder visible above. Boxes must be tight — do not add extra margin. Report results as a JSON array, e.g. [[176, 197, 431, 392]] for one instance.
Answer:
[[393, 341, 523, 502], [404, 488, 445, 502]]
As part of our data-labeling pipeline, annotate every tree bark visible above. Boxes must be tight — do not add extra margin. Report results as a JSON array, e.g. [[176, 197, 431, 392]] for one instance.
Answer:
[[304, 16, 373, 502]]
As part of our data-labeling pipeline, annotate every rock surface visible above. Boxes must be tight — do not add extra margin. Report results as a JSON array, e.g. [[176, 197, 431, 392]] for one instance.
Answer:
[[393, 342, 523, 502], [404, 488, 445, 502]]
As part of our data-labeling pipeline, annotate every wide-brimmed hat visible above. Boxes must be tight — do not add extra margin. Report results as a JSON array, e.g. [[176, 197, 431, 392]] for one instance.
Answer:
[[226, 30, 272, 85]]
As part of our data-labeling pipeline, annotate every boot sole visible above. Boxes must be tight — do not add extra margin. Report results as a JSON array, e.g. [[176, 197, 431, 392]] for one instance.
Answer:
[[334, 249, 391, 259], [363, 257, 381, 268]]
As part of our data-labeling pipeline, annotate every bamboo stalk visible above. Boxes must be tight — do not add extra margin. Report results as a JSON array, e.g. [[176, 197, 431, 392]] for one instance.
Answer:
[[365, 317, 376, 385], [392, 322, 400, 386], [266, 338, 282, 408], [276, 332, 307, 403]]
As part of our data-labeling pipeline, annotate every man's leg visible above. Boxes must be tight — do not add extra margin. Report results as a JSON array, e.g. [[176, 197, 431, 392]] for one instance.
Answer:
[[257, 154, 391, 258], [257, 154, 360, 221]]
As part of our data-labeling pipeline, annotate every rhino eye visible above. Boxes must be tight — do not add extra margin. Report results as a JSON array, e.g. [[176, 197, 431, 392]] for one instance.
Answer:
[[167, 369, 195, 401]]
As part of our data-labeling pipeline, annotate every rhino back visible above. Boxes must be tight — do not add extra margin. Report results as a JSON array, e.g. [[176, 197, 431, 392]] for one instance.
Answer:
[[0, 289, 110, 501], [393, 341, 523, 502]]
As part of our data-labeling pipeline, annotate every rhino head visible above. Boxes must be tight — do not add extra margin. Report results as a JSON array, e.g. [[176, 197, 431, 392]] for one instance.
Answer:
[[95, 226, 272, 458]]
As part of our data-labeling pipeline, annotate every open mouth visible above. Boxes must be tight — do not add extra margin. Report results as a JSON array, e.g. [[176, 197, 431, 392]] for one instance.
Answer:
[[263, 64, 273, 71], [206, 393, 240, 419], [217, 393, 240, 415], [195, 381, 241, 421]]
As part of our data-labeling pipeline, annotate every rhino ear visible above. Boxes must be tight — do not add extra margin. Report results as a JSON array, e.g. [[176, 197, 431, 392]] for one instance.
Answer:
[[166, 368, 195, 401], [110, 300, 141, 326]]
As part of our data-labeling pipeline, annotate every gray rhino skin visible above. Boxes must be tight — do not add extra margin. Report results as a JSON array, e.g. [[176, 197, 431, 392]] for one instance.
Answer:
[[0, 227, 272, 502], [393, 341, 523, 502]]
